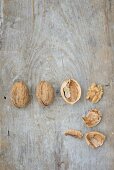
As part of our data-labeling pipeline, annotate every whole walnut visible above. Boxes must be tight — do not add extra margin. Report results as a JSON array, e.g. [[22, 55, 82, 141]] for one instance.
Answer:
[[10, 81, 30, 108], [36, 81, 55, 106]]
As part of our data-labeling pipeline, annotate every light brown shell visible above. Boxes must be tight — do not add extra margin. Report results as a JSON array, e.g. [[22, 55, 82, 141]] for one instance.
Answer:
[[60, 79, 81, 104], [36, 81, 55, 106], [85, 131, 106, 148], [82, 109, 102, 128], [64, 129, 83, 139], [10, 81, 30, 108], [86, 83, 103, 103]]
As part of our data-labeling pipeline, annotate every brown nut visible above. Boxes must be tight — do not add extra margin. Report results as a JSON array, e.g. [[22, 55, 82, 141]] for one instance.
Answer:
[[10, 81, 30, 108], [85, 131, 106, 148], [82, 109, 102, 128], [64, 129, 83, 139], [86, 83, 103, 103], [36, 81, 55, 106], [60, 79, 81, 104]]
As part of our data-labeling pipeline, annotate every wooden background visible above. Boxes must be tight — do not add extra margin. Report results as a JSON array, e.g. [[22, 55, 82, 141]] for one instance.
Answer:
[[0, 0, 114, 170]]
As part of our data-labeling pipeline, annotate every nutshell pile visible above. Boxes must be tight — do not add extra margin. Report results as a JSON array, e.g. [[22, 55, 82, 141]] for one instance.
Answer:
[[10, 79, 105, 149]]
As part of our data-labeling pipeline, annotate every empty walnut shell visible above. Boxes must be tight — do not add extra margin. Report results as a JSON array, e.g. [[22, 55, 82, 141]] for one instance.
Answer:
[[60, 79, 81, 104], [85, 131, 106, 148], [64, 129, 83, 139], [11, 81, 30, 108], [82, 109, 102, 128], [36, 81, 55, 106]]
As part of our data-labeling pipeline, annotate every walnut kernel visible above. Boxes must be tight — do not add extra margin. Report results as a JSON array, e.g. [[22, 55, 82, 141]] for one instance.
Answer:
[[86, 83, 103, 103]]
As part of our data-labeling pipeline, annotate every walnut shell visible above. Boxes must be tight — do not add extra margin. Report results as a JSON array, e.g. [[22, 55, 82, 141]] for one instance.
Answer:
[[60, 79, 81, 104], [36, 81, 55, 106], [82, 109, 102, 128], [64, 129, 83, 139], [10, 81, 30, 108], [85, 131, 106, 148]]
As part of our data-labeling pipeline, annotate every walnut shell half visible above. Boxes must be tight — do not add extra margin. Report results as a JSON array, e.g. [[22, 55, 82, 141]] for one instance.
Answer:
[[60, 79, 81, 104], [36, 81, 55, 106], [85, 131, 106, 148], [64, 129, 83, 139], [10, 81, 30, 108], [82, 109, 102, 128]]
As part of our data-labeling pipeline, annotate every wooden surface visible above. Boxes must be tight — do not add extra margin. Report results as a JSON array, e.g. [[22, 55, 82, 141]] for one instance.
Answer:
[[0, 0, 114, 170]]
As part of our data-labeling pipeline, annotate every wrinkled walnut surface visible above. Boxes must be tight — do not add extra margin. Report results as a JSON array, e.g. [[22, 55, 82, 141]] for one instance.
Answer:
[[11, 81, 30, 108], [86, 83, 103, 103], [82, 109, 102, 128], [64, 129, 83, 139], [85, 131, 106, 148], [61, 79, 81, 104], [36, 81, 55, 106]]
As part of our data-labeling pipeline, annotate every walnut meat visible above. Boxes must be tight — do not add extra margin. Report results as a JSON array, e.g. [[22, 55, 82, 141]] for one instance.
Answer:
[[11, 81, 30, 108], [64, 129, 83, 139], [82, 109, 102, 128], [86, 83, 103, 103], [36, 81, 55, 106], [85, 131, 106, 148], [61, 79, 81, 104]]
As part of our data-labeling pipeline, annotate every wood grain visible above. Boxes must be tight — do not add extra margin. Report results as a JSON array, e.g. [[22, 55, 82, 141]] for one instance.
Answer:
[[0, 0, 114, 170]]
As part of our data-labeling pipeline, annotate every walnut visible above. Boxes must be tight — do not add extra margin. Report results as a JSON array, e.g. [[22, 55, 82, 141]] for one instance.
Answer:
[[36, 81, 55, 106], [10, 81, 30, 108], [85, 131, 106, 148], [86, 83, 103, 103], [82, 109, 102, 128], [61, 79, 81, 104], [64, 129, 83, 139]]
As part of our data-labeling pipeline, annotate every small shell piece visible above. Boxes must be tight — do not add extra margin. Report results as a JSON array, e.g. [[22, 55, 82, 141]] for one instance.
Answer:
[[36, 81, 55, 106], [86, 83, 103, 103], [10, 81, 30, 108], [82, 109, 102, 128], [85, 131, 106, 148], [64, 129, 83, 139], [61, 79, 81, 104]]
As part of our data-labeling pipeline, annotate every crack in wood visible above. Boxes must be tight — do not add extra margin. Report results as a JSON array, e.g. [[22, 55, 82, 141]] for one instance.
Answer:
[[104, 0, 111, 47], [109, 0, 112, 11], [8, 130, 10, 136], [32, 0, 35, 29]]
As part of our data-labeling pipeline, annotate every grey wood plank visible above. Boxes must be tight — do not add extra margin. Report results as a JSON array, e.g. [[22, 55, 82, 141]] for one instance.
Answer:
[[0, 0, 114, 170]]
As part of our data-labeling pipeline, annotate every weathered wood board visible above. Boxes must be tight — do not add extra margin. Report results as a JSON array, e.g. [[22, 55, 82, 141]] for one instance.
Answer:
[[0, 0, 114, 170]]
